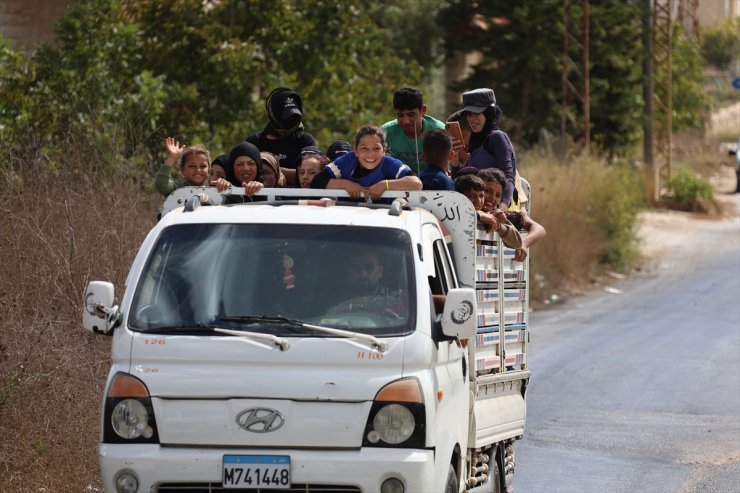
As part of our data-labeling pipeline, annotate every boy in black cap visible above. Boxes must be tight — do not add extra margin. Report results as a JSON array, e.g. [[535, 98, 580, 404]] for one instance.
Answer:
[[326, 140, 352, 162], [246, 87, 318, 185]]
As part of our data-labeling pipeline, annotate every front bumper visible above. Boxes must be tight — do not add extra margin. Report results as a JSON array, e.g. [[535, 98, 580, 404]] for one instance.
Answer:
[[100, 444, 439, 493]]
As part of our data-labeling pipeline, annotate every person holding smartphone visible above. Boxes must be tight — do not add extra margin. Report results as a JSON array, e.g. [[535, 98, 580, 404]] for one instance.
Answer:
[[458, 88, 517, 211], [445, 110, 472, 168]]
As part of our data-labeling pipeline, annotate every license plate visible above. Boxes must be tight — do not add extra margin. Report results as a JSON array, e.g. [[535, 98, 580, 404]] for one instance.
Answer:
[[223, 455, 291, 489]]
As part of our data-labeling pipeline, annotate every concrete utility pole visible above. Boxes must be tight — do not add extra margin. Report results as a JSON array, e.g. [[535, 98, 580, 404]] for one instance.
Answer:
[[560, 0, 590, 156], [677, 0, 700, 41], [652, 0, 673, 201], [643, 0, 655, 172]]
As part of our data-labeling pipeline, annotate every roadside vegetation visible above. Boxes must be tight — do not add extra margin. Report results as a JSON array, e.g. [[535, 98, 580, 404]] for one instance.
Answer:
[[0, 1, 736, 490]]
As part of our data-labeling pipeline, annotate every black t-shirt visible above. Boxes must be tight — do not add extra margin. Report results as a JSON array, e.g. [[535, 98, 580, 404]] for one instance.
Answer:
[[246, 130, 317, 170]]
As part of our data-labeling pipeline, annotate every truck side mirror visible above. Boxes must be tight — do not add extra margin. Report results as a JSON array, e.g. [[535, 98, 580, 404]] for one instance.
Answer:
[[82, 281, 118, 334], [441, 288, 478, 341]]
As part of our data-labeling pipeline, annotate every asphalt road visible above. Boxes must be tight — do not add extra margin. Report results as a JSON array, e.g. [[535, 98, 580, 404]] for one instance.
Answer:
[[516, 209, 740, 493]]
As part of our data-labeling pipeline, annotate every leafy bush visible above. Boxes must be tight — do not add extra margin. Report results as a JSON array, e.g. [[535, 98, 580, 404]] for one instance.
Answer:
[[589, 164, 644, 270], [666, 168, 714, 206], [671, 28, 711, 131], [701, 18, 740, 70]]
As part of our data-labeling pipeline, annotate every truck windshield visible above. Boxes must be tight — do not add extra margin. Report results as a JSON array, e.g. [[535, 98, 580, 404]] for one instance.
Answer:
[[128, 224, 416, 337]]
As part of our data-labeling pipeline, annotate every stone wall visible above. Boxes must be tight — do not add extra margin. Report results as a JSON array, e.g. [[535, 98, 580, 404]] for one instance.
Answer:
[[0, 0, 76, 52]]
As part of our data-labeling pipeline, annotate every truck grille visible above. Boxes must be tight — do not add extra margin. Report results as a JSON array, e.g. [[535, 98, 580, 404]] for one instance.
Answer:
[[155, 484, 361, 493]]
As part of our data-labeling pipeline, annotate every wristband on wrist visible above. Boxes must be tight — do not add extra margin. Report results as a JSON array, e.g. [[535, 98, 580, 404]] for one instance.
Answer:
[[385, 179, 390, 191]]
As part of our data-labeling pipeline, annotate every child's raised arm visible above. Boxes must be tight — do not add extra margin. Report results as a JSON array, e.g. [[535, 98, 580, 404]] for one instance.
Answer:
[[164, 137, 185, 166]]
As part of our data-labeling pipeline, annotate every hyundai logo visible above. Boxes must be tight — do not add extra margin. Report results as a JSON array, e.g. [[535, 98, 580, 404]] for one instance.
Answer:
[[236, 408, 285, 433]]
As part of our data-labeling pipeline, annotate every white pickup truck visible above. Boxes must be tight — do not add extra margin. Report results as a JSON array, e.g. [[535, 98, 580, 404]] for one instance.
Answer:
[[83, 188, 530, 493]]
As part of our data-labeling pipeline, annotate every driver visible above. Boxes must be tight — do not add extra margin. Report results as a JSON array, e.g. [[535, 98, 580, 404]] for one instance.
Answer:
[[339, 249, 407, 317], [347, 250, 387, 297]]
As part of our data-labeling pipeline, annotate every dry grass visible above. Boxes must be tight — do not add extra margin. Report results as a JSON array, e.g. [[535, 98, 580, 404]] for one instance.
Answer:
[[521, 154, 644, 302], [0, 170, 158, 492]]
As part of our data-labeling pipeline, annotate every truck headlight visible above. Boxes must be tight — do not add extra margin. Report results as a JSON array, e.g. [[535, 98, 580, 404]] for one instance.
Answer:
[[112, 399, 153, 440], [103, 372, 159, 444], [373, 404, 415, 444], [363, 378, 426, 448]]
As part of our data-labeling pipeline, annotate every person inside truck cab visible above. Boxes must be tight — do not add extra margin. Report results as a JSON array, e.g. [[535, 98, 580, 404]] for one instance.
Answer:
[[214, 142, 264, 198], [310, 124, 422, 201], [154, 137, 211, 196], [334, 248, 407, 318], [479, 168, 546, 261], [455, 174, 522, 250]]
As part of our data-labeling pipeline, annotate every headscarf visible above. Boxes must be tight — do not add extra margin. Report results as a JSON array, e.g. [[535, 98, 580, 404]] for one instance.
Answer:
[[260, 151, 284, 187], [212, 153, 229, 169], [225, 142, 263, 186], [467, 105, 502, 153]]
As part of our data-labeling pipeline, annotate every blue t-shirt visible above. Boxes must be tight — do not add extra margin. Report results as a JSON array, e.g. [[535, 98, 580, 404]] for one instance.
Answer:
[[420, 165, 454, 191], [323, 152, 414, 187]]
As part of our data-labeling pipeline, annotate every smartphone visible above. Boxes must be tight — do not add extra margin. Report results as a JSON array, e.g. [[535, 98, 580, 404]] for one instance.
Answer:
[[445, 121, 466, 150]]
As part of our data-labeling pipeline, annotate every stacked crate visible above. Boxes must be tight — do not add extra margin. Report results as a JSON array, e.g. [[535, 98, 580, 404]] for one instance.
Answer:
[[473, 228, 529, 375]]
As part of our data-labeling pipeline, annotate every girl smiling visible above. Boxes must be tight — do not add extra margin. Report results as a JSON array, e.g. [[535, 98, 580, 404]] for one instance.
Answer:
[[311, 125, 422, 201]]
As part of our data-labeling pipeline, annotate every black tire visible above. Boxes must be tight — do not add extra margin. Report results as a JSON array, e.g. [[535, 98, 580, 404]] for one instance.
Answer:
[[445, 463, 458, 493]]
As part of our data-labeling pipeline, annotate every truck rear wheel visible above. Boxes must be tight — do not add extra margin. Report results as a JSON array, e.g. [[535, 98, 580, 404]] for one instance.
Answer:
[[445, 463, 458, 493], [492, 455, 501, 493]]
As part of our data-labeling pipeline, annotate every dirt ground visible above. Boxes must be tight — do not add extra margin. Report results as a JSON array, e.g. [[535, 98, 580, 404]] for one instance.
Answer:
[[637, 164, 739, 267]]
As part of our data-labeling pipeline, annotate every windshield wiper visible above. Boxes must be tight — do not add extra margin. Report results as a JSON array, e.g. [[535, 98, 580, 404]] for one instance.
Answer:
[[142, 323, 289, 351], [212, 327, 289, 351], [219, 315, 388, 352]]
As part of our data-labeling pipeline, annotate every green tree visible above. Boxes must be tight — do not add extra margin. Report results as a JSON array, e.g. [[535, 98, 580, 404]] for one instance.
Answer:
[[122, 0, 419, 148], [370, 0, 448, 76], [671, 27, 709, 131], [587, 0, 643, 157], [1, 0, 421, 175], [0, 36, 37, 171], [438, 0, 645, 157], [439, 0, 563, 142], [701, 18, 740, 70]]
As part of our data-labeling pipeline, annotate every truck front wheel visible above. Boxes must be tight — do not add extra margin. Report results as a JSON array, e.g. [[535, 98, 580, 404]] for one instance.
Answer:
[[445, 463, 458, 493]]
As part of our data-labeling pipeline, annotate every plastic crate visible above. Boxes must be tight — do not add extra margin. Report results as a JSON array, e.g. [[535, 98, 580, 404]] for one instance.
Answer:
[[474, 331, 501, 373], [475, 242, 527, 283], [475, 288, 528, 328]]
